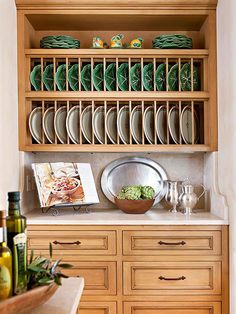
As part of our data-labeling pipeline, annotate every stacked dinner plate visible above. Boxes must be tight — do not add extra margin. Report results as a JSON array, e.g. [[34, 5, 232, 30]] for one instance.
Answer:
[[28, 104, 200, 145], [152, 35, 193, 49], [40, 36, 80, 49]]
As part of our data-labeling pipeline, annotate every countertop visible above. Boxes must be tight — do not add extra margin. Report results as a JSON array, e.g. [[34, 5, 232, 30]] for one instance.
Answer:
[[31, 277, 84, 314], [26, 208, 229, 225]]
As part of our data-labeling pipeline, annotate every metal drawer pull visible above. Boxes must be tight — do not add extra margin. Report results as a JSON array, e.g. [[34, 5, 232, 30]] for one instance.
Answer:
[[159, 275, 186, 281], [158, 240, 186, 246], [53, 240, 81, 245]]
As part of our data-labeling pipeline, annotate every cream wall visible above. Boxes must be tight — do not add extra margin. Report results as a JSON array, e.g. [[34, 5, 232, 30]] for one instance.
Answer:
[[0, 0, 19, 209], [217, 1, 236, 313]]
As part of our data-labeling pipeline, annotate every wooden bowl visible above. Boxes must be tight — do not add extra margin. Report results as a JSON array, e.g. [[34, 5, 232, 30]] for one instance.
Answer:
[[0, 283, 58, 314], [115, 197, 155, 214]]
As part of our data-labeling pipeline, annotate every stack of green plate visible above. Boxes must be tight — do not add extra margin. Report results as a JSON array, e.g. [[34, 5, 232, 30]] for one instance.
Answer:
[[40, 36, 80, 49], [152, 35, 192, 49]]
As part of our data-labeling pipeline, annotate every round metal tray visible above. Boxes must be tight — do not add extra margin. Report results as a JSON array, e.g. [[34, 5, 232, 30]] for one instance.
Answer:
[[101, 157, 168, 204]]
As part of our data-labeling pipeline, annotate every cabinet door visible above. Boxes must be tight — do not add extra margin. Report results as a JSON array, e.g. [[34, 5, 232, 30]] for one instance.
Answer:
[[123, 230, 222, 256], [123, 302, 221, 314], [124, 261, 221, 295], [78, 302, 116, 314], [64, 261, 116, 295]]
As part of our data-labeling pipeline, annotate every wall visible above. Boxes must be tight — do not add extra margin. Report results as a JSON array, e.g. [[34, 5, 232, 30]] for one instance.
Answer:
[[0, 0, 20, 210], [217, 1, 236, 313], [24, 152, 205, 211]]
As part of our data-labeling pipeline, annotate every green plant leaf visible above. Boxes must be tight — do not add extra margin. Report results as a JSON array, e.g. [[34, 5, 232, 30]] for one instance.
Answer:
[[30, 250, 34, 264], [58, 263, 73, 269], [49, 242, 53, 259], [38, 278, 54, 285]]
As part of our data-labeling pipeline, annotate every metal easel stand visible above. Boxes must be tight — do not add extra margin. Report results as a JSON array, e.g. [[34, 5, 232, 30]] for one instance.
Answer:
[[41, 204, 92, 216]]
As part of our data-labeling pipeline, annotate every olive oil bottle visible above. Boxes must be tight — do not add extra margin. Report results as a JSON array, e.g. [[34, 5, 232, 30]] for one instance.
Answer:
[[6, 192, 27, 295], [0, 210, 12, 300]]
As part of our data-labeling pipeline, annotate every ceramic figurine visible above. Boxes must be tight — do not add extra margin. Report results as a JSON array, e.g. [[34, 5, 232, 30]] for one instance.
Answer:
[[110, 34, 124, 49], [130, 37, 143, 48], [92, 37, 108, 49]]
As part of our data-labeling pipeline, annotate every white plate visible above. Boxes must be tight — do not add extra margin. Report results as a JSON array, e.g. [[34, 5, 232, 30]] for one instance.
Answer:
[[143, 106, 155, 144], [66, 106, 80, 144], [180, 105, 199, 144], [92, 106, 105, 144], [168, 106, 180, 144], [155, 105, 167, 144], [54, 106, 67, 144], [29, 107, 42, 144], [130, 105, 142, 144], [80, 105, 92, 144], [105, 107, 117, 144], [117, 106, 130, 144], [43, 107, 55, 144]]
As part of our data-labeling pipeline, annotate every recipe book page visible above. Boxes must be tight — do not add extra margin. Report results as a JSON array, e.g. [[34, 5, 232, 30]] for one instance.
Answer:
[[32, 162, 99, 208]]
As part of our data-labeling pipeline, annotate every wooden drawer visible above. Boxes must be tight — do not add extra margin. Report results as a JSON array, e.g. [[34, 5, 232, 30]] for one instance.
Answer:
[[78, 302, 116, 314], [123, 261, 221, 295], [28, 229, 116, 255], [123, 302, 221, 314], [123, 230, 222, 255], [64, 261, 116, 295]]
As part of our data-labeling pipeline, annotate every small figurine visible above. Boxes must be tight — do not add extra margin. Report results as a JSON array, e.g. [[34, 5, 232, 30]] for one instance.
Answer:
[[110, 34, 124, 49], [92, 37, 108, 49], [130, 37, 143, 49]]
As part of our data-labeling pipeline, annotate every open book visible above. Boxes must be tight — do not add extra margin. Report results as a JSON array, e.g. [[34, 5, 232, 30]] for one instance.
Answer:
[[32, 162, 99, 208]]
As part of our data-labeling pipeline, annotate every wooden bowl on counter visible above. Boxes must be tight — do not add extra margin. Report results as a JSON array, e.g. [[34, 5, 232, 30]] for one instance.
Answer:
[[115, 197, 155, 214], [0, 283, 58, 314]]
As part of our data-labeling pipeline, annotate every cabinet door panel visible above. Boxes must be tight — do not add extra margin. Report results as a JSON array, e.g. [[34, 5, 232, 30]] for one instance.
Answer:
[[124, 261, 221, 295], [78, 302, 116, 314], [28, 229, 116, 255], [124, 302, 221, 314], [123, 230, 221, 256], [64, 261, 116, 295]]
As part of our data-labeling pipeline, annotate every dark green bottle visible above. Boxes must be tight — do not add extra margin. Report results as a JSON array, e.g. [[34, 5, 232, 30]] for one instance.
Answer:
[[6, 192, 27, 295]]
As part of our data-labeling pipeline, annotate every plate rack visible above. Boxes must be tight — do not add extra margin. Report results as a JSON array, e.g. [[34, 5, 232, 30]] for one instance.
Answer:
[[17, 2, 217, 152]]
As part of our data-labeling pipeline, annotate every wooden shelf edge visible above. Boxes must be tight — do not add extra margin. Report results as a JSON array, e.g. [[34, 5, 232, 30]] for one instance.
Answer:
[[16, 0, 218, 9], [20, 144, 213, 153], [25, 49, 209, 57], [25, 91, 209, 100]]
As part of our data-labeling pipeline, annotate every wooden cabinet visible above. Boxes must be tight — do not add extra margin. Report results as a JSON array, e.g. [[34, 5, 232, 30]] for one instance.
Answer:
[[27, 225, 228, 314]]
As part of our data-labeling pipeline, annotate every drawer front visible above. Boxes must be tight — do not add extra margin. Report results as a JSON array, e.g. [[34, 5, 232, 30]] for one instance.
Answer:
[[123, 230, 221, 255], [28, 230, 116, 255], [78, 302, 116, 314], [124, 261, 221, 295], [64, 261, 116, 295], [124, 302, 221, 314]]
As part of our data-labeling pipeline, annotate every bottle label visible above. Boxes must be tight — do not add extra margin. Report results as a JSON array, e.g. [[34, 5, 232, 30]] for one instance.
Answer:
[[0, 265, 11, 300], [13, 233, 27, 295], [0, 227, 3, 243]]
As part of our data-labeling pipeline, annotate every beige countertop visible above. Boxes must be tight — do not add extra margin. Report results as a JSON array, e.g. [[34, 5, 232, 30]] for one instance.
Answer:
[[31, 277, 84, 314], [26, 208, 228, 225]]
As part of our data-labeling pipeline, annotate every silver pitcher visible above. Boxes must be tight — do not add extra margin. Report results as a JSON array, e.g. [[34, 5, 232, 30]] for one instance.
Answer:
[[165, 181, 182, 213], [179, 184, 206, 215]]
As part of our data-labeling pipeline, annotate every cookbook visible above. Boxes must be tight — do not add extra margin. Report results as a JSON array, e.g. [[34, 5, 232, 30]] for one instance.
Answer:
[[32, 162, 99, 208]]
